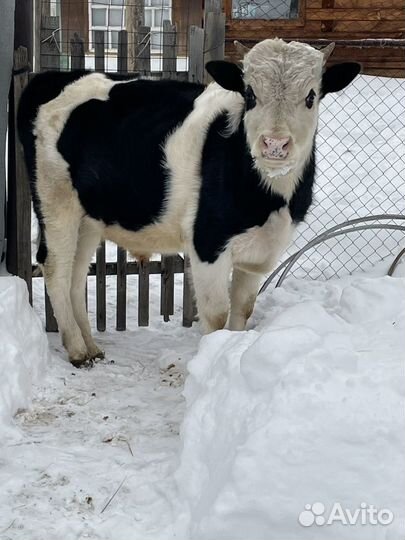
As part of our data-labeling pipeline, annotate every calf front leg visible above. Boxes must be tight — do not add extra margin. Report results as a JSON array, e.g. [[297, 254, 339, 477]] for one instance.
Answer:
[[189, 251, 232, 333], [228, 268, 262, 331]]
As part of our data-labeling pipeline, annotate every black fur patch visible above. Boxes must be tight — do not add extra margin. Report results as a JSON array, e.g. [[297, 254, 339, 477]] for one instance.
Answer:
[[194, 114, 316, 263], [57, 79, 205, 230]]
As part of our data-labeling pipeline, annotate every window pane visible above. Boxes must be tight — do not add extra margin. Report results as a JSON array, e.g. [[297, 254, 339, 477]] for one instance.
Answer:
[[150, 0, 166, 6], [154, 8, 171, 25], [232, 0, 297, 20], [92, 8, 107, 25], [93, 0, 108, 4], [109, 8, 123, 26], [150, 31, 162, 48], [111, 0, 124, 5], [110, 30, 119, 49], [144, 9, 153, 26]]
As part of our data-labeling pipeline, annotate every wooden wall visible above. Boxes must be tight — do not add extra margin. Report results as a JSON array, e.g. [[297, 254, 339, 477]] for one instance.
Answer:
[[173, 0, 204, 54], [61, 0, 89, 53], [224, 0, 405, 77]]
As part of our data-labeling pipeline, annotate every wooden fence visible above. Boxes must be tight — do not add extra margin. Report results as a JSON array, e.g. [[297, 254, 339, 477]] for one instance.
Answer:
[[7, 0, 225, 332]]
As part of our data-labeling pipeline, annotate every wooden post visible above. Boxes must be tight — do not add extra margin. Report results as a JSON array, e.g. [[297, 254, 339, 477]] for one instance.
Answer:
[[162, 21, 177, 79], [161, 255, 175, 322], [40, 15, 60, 71], [96, 242, 106, 332], [6, 47, 32, 303], [116, 247, 127, 331], [94, 30, 105, 72], [204, 0, 225, 83], [125, 0, 144, 72], [182, 255, 196, 327], [45, 288, 58, 332], [70, 33, 85, 70], [188, 26, 204, 83], [118, 30, 128, 74], [136, 26, 151, 75], [138, 258, 150, 327]]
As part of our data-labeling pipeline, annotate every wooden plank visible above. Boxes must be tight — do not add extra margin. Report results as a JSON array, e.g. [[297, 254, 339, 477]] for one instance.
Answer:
[[33, 258, 185, 278], [308, 0, 404, 7], [6, 48, 32, 303], [118, 30, 128, 74], [125, 0, 144, 72], [116, 247, 127, 331], [96, 241, 106, 332], [45, 288, 58, 332], [204, 11, 226, 83], [40, 15, 60, 71], [188, 26, 205, 83], [137, 26, 151, 75], [138, 258, 150, 327], [162, 20, 177, 79], [70, 33, 85, 70], [182, 255, 196, 328], [225, 20, 404, 40], [307, 8, 405, 20], [161, 255, 175, 321], [94, 30, 105, 72]]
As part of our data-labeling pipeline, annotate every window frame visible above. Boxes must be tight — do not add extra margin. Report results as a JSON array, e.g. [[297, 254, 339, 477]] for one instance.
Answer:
[[224, 0, 306, 34]]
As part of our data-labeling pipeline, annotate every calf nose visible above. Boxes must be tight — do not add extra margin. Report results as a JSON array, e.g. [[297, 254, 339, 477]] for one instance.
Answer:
[[262, 136, 291, 160]]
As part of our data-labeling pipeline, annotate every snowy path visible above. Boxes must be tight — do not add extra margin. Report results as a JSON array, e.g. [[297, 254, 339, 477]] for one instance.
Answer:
[[1, 302, 201, 540]]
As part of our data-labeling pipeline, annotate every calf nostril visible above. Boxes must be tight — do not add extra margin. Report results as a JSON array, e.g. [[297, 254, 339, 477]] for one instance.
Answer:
[[282, 140, 290, 151]]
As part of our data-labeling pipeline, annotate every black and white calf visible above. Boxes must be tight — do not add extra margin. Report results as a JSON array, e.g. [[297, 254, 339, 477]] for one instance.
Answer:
[[18, 38, 360, 366]]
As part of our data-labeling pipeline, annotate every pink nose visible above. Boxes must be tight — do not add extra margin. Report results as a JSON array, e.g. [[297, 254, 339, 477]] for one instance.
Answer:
[[262, 136, 291, 160]]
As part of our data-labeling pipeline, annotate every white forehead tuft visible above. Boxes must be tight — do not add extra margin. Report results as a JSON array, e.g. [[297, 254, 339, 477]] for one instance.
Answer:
[[243, 38, 324, 91]]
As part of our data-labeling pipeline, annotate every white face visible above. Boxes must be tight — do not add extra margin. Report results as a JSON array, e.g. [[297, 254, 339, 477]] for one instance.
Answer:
[[242, 39, 325, 178]]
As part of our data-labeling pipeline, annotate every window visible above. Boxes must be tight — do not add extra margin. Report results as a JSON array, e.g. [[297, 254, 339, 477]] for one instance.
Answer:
[[89, 1, 172, 53], [90, 0, 124, 51], [232, 0, 300, 20], [145, 0, 172, 53]]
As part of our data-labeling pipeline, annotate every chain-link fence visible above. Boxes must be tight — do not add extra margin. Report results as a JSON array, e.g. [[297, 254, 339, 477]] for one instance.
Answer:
[[232, 0, 299, 20], [285, 61, 405, 280]]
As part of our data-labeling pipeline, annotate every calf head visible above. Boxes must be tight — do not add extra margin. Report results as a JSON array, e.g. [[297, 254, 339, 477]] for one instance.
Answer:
[[206, 39, 360, 183]]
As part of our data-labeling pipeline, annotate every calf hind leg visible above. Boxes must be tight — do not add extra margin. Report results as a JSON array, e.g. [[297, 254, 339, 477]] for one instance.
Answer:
[[71, 218, 104, 360], [41, 205, 89, 366]]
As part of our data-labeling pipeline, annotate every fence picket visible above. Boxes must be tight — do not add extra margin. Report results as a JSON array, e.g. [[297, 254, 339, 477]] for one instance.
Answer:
[[96, 242, 106, 332], [40, 15, 60, 71], [162, 20, 176, 79], [137, 26, 151, 75], [188, 26, 205, 83], [45, 288, 58, 332], [116, 247, 127, 331], [182, 255, 196, 327], [138, 258, 150, 326], [70, 32, 85, 70], [94, 30, 105, 72], [161, 255, 175, 321], [118, 30, 128, 74]]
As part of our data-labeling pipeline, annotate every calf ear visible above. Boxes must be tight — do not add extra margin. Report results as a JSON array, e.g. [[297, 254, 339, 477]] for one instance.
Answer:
[[205, 60, 245, 95], [321, 62, 361, 97]]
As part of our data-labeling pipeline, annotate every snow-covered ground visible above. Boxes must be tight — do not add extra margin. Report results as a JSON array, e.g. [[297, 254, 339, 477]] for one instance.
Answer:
[[1, 263, 405, 540]]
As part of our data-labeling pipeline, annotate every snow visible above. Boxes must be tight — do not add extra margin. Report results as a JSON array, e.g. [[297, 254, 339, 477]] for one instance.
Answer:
[[175, 275, 405, 540], [1, 269, 404, 539], [0, 277, 50, 437]]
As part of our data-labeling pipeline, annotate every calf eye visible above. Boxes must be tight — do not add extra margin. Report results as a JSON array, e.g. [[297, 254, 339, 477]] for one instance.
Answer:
[[245, 85, 256, 110], [305, 89, 316, 109]]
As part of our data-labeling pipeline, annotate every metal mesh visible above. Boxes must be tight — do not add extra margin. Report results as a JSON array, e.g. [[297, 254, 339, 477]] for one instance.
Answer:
[[232, 0, 299, 20], [288, 73, 405, 280]]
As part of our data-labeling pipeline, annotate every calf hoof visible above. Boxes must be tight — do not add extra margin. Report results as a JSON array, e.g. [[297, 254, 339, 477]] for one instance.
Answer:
[[88, 345, 105, 361], [69, 353, 92, 369]]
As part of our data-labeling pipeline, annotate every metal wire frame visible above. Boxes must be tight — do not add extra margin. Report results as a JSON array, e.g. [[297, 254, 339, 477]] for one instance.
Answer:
[[259, 215, 405, 293]]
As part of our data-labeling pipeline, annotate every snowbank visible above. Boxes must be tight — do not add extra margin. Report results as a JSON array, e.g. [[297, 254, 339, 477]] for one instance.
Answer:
[[176, 276, 405, 540], [0, 277, 49, 431]]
